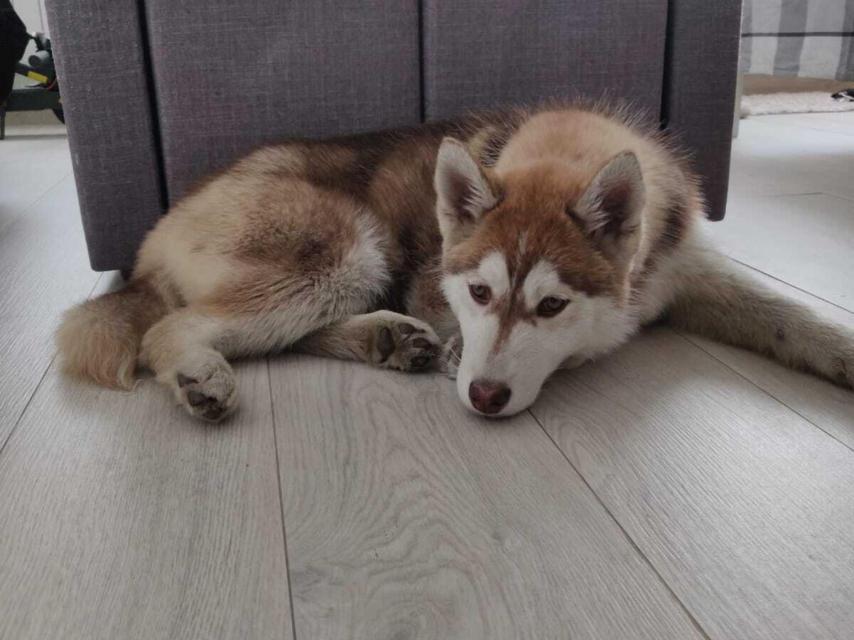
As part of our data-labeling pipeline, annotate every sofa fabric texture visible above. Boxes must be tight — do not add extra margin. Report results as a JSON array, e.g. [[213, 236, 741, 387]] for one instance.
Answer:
[[45, 0, 166, 272], [47, 0, 742, 272], [422, 0, 669, 118], [664, 0, 742, 234], [145, 1, 422, 201]]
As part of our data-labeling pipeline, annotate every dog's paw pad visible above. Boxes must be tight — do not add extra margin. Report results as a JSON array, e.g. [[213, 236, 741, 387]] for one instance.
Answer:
[[174, 363, 237, 422], [177, 373, 197, 387], [372, 317, 441, 372]]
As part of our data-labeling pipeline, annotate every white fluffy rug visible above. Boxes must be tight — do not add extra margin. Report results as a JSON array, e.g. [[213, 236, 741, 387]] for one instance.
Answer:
[[741, 91, 854, 116]]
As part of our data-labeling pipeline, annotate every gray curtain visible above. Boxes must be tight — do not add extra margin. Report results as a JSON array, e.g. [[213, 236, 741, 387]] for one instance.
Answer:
[[740, 0, 854, 80]]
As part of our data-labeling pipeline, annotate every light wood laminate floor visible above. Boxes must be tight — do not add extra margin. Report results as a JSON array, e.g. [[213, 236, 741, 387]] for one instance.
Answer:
[[0, 114, 852, 639]]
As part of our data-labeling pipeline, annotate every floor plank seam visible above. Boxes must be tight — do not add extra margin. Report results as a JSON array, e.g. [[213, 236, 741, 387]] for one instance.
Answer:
[[736, 191, 824, 199], [748, 120, 854, 138], [672, 329, 854, 455], [525, 409, 713, 640], [266, 357, 300, 640], [747, 117, 854, 137], [725, 256, 854, 316], [0, 272, 103, 459], [0, 169, 73, 238], [817, 190, 854, 205], [0, 353, 55, 461]]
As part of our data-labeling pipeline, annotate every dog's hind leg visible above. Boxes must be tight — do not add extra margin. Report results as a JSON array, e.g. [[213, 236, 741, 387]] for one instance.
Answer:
[[143, 306, 443, 420], [659, 238, 854, 390], [295, 310, 442, 372], [140, 301, 374, 421], [140, 308, 240, 421], [141, 261, 390, 421]]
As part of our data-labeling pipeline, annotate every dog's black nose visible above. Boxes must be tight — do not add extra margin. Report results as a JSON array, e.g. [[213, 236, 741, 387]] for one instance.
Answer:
[[469, 380, 511, 415]]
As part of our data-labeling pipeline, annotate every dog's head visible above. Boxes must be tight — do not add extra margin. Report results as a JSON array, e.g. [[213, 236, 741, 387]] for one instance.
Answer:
[[435, 137, 643, 416]]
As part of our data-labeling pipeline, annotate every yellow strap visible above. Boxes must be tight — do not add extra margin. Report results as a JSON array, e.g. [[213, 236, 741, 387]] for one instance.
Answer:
[[26, 70, 50, 84]]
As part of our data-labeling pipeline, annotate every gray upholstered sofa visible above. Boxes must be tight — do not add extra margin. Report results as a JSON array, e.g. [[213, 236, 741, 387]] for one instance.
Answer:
[[46, 0, 742, 272]]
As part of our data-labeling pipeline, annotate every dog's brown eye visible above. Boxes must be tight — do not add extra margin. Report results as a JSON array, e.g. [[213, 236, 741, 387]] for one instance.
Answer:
[[469, 284, 491, 305], [537, 296, 569, 317]]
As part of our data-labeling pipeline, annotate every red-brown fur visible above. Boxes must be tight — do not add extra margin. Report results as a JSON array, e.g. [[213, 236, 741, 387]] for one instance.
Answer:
[[54, 102, 854, 420]]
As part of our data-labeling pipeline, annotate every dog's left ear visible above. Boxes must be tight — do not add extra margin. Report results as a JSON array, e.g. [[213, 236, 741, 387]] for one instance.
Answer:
[[434, 137, 499, 250], [573, 151, 645, 267]]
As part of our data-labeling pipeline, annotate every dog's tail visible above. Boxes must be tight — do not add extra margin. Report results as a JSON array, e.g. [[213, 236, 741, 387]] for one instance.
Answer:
[[56, 277, 171, 389], [666, 244, 854, 389]]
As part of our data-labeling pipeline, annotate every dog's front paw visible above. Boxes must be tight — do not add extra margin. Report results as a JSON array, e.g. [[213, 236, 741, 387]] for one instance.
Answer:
[[369, 313, 441, 372], [174, 359, 238, 422]]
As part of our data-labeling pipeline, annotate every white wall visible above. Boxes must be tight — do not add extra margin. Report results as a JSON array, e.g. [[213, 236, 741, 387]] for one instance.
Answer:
[[11, 0, 46, 32]]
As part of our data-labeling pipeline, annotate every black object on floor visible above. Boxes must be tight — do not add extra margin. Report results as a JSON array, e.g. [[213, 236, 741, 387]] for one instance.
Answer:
[[0, 0, 63, 139]]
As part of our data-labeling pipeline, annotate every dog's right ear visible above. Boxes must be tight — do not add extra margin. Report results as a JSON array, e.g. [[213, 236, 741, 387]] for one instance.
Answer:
[[434, 137, 498, 249]]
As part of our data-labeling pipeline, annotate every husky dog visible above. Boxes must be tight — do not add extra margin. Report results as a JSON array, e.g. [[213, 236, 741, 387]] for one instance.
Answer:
[[57, 103, 854, 420]]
